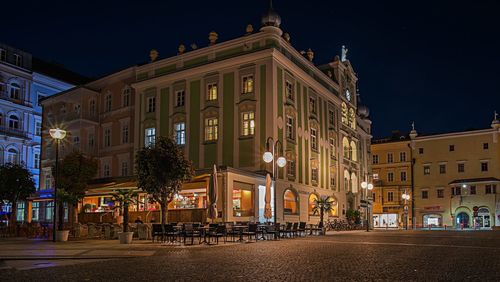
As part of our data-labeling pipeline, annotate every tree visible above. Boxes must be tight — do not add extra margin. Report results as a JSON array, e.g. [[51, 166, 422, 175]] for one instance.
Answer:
[[136, 136, 193, 225], [346, 209, 361, 225], [112, 189, 138, 232], [0, 163, 36, 225], [54, 151, 98, 229], [312, 196, 335, 229]]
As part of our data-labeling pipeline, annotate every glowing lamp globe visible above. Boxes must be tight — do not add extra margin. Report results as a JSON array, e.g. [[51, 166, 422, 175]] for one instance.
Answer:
[[361, 181, 368, 189], [367, 183, 374, 190], [277, 156, 287, 168], [49, 128, 67, 140], [263, 151, 273, 163]]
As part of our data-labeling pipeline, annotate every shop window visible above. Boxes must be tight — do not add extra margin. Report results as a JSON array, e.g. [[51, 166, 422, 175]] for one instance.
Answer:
[[16, 202, 25, 222], [283, 189, 299, 215], [233, 185, 253, 217], [207, 82, 218, 101], [423, 214, 442, 227], [308, 194, 318, 215], [170, 189, 207, 210]]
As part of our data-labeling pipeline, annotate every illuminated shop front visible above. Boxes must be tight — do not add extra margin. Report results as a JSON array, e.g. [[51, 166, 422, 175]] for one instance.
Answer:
[[373, 213, 398, 228]]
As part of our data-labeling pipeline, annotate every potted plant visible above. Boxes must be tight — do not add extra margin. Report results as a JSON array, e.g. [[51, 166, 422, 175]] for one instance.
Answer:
[[346, 209, 361, 225], [112, 189, 137, 244], [55, 190, 77, 241], [312, 196, 335, 235]]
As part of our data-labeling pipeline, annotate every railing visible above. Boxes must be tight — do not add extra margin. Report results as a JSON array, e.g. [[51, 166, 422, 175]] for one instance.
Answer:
[[0, 91, 33, 107], [0, 126, 28, 138]]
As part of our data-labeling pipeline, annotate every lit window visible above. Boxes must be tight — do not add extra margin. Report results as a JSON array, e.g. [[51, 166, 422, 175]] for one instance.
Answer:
[[14, 54, 22, 66], [284, 189, 299, 214], [145, 127, 156, 147], [308, 194, 318, 215], [242, 75, 254, 94], [45, 202, 53, 221], [174, 122, 186, 145], [241, 112, 255, 136], [147, 97, 156, 113], [104, 128, 111, 147], [423, 165, 430, 175], [105, 94, 112, 112], [32, 202, 40, 222], [309, 97, 317, 114], [176, 90, 185, 107], [205, 118, 218, 141], [122, 87, 130, 107], [286, 115, 295, 140], [233, 186, 254, 217], [350, 141, 357, 161], [34, 153, 40, 169], [285, 80, 294, 101], [35, 121, 42, 136], [207, 82, 218, 101], [310, 128, 318, 150], [348, 108, 356, 129], [343, 137, 350, 159], [341, 103, 348, 125], [122, 124, 129, 144]]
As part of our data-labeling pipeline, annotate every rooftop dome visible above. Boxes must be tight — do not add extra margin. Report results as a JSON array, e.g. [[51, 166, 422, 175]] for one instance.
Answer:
[[261, 0, 281, 28], [357, 104, 370, 119]]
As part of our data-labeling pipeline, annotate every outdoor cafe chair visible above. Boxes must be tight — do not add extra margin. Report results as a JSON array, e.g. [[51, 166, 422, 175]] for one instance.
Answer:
[[152, 224, 164, 243], [183, 223, 201, 245], [224, 222, 238, 242], [280, 222, 293, 238], [298, 222, 307, 237], [164, 224, 179, 243], [242, 223, 258, 241], [291, 222, 299, 238], [207, 225, 226, 244], [266, 223, 280, 240]]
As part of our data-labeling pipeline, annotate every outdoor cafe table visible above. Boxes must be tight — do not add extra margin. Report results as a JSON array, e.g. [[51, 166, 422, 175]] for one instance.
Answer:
[[231, 225, 247, 242], [197, 226, 212, 245]]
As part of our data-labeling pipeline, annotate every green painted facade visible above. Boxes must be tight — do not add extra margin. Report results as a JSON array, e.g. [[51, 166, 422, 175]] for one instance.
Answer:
[[184, 56, 209, 68], [222, 72, 235, 167], [216, 46, 244, 60], [239, 139, 253, 167], [189, 80, 201, 168], [155, 64, 177, 76], [259, 64, 267, 170], [204, 143, 217, 168]]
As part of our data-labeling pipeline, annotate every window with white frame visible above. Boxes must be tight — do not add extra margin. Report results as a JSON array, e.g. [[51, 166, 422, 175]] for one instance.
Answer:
[[174, 122, 186, 145], [122, 124, 129, 144], [44, 171, 52, 190], [175, 90, 185, 107], [285, 115, 295, 140], [34, 152, 40, 169], [35, 121, 42, 136], [204, 118, 218, 141], [105, 94, 112, 112], [387, 191, 394, 202], [387, 172, 394, 182], [242, 75, 254, 94], [310, 128, 318, 150], [207, 82, 217, 101], [373, 154, 379, 164], [121, 161, 128, 176], [9, 83, 20, 99], [424, 165, 431, 175], [122, 87, 130, 107], [241, 112, 255, 136], [103, 163, 110, 177], [9, 115, 19, 129], [147, 97, 156, 113], [14, 54, 22, 66], [7, 148, 18, 164], [104, 128, 111, 147], [387, 153, 394, 163], [285, 80, 294, 101], [311, 168, 318, 182], [400, 152, 406, 162], [145, 127, 156, 147]]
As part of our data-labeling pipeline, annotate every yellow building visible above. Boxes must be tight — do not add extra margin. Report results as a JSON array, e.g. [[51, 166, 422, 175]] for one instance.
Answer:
[[411, 118, 500, 229], [371, 132, 412, 229]]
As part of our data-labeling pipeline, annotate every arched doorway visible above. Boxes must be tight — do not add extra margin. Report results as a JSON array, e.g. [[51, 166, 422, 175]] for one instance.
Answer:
[[456, 212, 469, 228], [476, 207, 491, 228]]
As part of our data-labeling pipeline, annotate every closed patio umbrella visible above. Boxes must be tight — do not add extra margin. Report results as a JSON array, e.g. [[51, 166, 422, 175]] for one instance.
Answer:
[[264, 173, 272, 221], [207, 164, 218, 222]]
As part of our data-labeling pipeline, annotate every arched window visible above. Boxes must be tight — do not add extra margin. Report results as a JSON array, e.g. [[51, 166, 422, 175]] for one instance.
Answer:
[[283, 189, 299, 215], [9, 115, 19, 129], [344, 170, 350, 191], [9, 83, 20, 100], [343, 137, 350, 159], [350, 141, 357, 161], [7, 148, 18, 164], [348, 108, 356, 129], [351, 172, 358, 193], [341, 103, 348, 125], [308, 193, 319, 215]]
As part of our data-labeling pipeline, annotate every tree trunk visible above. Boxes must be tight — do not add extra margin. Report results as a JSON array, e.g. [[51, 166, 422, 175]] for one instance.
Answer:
[[319, 209, 324, 228], [160, 201, 168, 225], [58, 202, 65, 231], [123, 203, 129, 232], [72, 203, 79, 225]]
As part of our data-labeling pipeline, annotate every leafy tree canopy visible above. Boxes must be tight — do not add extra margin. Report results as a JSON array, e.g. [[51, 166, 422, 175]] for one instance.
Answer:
[[0, 163, 36, 204]]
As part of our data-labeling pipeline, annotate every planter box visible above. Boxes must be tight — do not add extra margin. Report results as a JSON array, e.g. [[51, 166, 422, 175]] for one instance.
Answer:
[[118, 232, 134, 244]]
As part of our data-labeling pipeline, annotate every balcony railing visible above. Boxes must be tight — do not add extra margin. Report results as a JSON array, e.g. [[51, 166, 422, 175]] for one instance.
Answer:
[[0, 126, 28, 138], [0, 91, 33, 107]]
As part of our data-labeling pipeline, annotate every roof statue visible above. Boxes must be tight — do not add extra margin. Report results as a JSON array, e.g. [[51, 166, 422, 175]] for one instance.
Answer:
[[341, 45, 348, 62]]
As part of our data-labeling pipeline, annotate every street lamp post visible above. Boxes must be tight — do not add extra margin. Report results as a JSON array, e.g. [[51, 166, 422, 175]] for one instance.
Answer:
[[361, 180, 373, 232], [263, 137, 286, 224], [402, 190, 410, 230], [49, 128, 66, 242]]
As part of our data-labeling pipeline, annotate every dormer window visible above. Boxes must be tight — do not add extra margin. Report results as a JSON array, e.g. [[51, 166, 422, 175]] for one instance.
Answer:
[[14, 54, 22, 67]]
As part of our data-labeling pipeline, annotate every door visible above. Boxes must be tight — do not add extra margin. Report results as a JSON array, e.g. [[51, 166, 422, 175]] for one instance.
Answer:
[[456, 212, 469, 228]]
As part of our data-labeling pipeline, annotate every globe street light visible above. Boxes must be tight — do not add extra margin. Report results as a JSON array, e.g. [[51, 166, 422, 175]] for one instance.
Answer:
[[262, 137, 286, 224], [361, 179, 373, 232], [49, 128, 66, 242]]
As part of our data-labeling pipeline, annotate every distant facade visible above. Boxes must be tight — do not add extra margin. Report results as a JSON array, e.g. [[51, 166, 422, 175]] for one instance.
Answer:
[[371, 118, 500, 230], [371, 133, 412, 229], [39, 5, 372, 225], [0, 42, 84, 222]]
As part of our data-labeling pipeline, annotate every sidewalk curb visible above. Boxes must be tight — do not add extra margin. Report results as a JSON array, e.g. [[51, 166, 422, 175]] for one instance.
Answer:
[[0, 256, 138, 260]]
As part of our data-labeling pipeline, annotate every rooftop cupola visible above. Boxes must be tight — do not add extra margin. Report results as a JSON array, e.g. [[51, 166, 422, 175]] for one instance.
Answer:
[[492, 110, 499, 129], [260, 0, 283, 35]]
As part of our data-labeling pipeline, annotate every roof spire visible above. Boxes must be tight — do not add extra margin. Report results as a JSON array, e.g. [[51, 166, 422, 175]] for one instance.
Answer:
[[261, 0, 281, 28]]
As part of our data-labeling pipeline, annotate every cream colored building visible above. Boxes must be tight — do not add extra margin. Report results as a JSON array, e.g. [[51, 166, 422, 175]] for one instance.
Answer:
[[410, 117, 500, 229]]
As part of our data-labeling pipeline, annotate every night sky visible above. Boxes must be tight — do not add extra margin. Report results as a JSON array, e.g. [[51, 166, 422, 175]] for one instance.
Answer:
[[4, 0, 500, 138]]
